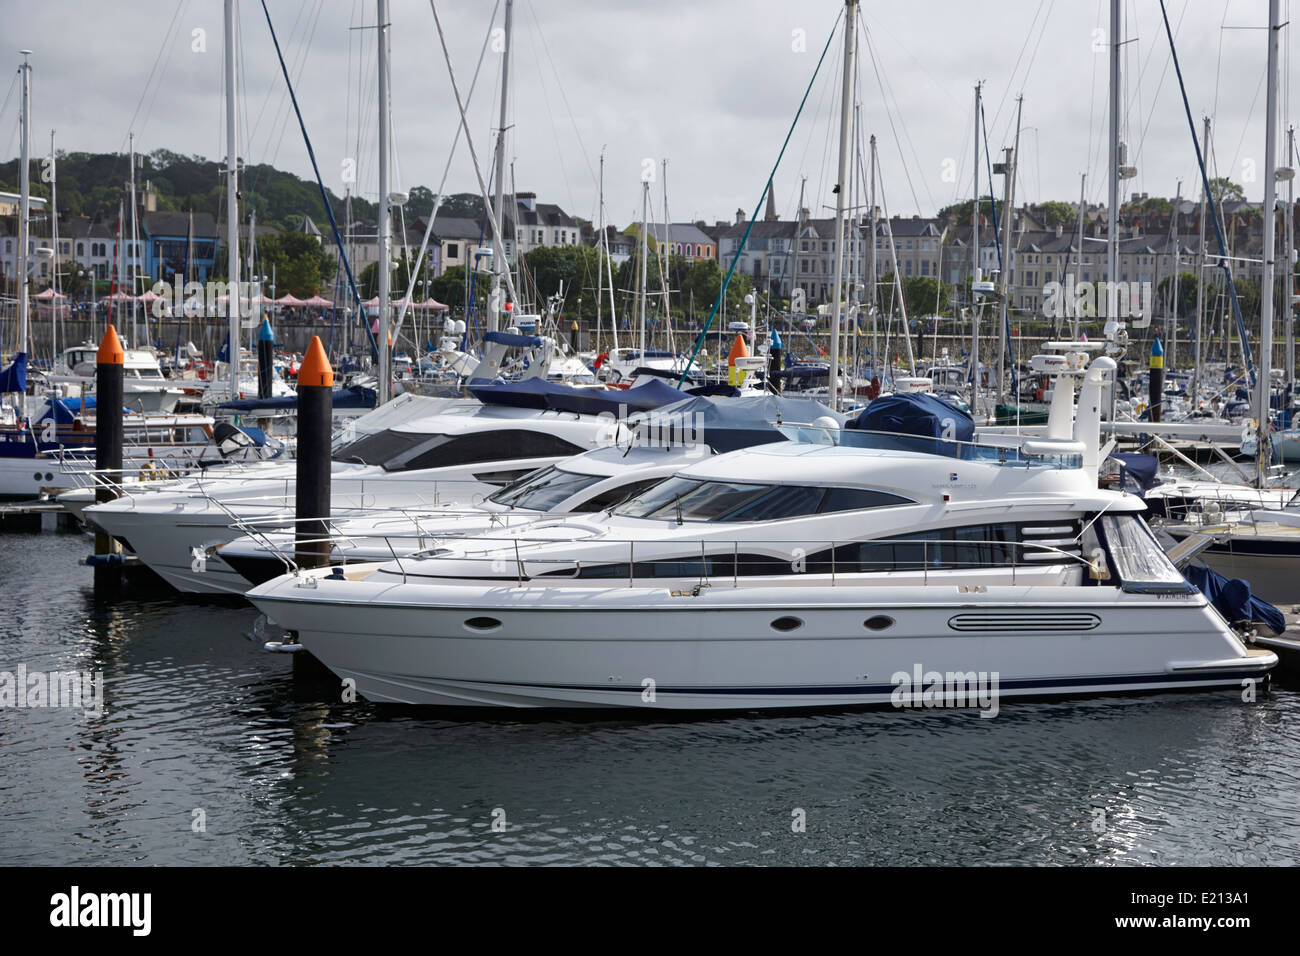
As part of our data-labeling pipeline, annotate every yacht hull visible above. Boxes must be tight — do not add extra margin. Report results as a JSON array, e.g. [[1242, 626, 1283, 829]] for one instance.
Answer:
[[248, 578, 1275, 709], [86, 506, 278, 595]]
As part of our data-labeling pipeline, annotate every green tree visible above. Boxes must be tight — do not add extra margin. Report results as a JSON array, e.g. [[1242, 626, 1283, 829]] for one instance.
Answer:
[[430, 265, 467, 309], [1155, 271, 1198, 319], [1207, 177, 1245, 204], [1037, 201, 1076, 228], [435, 192, 486, 220], [879, 272, 955, 320], [937, 196, 996, 224]]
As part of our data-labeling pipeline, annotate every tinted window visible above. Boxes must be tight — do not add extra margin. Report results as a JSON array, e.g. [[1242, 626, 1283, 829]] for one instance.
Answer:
[[497, 469, 603, 511], [392, 430, 585, 471], [572, 477, 666, 513], [550, 552, 802, 579], [488, 466, 558, 506], [332, 429, 433, 466], [722, 485, 827, 521], [820, 487, 913, 513], [949, 523, 1016, 566], [647, 481, 770, 521], [811, 523, 1021, 573], [613, 477, 705, 518]]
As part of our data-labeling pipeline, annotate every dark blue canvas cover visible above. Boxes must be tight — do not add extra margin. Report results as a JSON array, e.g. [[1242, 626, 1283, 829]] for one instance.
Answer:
[[1185, 564, 1286, 634], [630, 394, 838, 453], [846, 392, 974, 457]]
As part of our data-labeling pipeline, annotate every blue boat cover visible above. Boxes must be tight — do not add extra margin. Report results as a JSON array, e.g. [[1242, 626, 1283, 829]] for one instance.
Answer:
[[686, 384, 740, 397], [33, 396, 125, 425], [1184, 564, 1286, 634], [217, 383, 377, 413], [845, 392, 974, 457], [548, 378, 684, 416], [0, 352, 27, 394], [1111, 452, 1160, 496], [630, 394, 839, 453], [213, 421, 268, 447], [468, 377, 686, 416]]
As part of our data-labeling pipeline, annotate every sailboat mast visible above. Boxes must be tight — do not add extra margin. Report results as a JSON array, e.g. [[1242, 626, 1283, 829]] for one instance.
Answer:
[[50, 128, 59, 362], [116, 200, 126, 332], [129, 131, 140, 347], [1256, 0, 1280, 479], [1106, 0, 1120, 335], [596, 151, 604, 351], [868, 134, 878, 376], [662, 158, 670, 345], [828, 0, 857, 412], [1074, 173, 1086, 340], [969, 82, 981, 413], [489, 0, 514, 335], [16, 51, 31, 418], [999, 95, 1022, 406], [1168, 180, 1181, 370], [224, 0, 240, 401], [1193, 117, 1210, 406], [638, 179, 648, 362], [603, 155, 618, 353], [377, 0, 392, 404], [1286, 125, 1296, 396]]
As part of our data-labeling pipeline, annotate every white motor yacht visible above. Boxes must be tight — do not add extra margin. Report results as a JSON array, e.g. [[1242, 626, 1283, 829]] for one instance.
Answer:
[[83, 399, 630, 594], [247, 351, 1277, 708]]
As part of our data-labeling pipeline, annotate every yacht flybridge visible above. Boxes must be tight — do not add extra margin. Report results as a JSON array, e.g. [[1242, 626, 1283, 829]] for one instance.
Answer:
[[247, 348, 1278, 709]]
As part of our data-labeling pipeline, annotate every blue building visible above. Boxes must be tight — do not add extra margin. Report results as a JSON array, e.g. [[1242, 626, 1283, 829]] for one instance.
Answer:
[[142, 211, 219, 283]]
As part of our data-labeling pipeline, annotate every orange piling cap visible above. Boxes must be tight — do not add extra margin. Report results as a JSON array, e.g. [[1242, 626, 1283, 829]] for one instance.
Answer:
[[97, 324, 125, 365], [727, 333, 749, 366], [299, 336, 334, 388]]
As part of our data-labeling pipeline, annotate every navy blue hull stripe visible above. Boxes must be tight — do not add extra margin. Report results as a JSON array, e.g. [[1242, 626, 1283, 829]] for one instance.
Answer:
[[449, 668, 1271, 697]]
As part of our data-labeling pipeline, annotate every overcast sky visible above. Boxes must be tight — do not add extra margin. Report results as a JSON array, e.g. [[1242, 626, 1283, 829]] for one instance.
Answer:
[[2, 0, 1292, 228]]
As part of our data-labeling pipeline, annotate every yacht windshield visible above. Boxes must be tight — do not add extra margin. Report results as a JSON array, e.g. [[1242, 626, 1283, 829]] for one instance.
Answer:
[[487, 466, 604, 510], [1101, 514, 1188, 591]]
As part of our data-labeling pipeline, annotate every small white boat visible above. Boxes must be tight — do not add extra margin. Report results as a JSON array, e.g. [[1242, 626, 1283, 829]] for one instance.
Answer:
[[49, 344, 186, 414]]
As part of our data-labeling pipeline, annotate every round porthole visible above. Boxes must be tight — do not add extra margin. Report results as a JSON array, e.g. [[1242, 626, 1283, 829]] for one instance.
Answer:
[[33, 472, 42, 481], [771, 616, 804, 632], [864, 615, 895, 631], [464, 616, 502, 632], [45, 472, 53, 481]]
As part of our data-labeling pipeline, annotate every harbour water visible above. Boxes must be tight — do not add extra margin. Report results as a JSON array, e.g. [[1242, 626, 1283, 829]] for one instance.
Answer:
[[2, 530, 1298, 867]]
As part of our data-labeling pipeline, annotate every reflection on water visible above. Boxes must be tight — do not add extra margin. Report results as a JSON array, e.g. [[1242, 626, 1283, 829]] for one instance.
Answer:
[[1, 533, 1297, 865]]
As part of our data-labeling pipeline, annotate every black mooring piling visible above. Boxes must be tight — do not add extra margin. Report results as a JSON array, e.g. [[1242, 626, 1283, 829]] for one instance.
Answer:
[[1148, 337, 1164, 424], [257, 317, 275, 400], [295, 336, 333, 571], [93, 325, 125, 591]]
